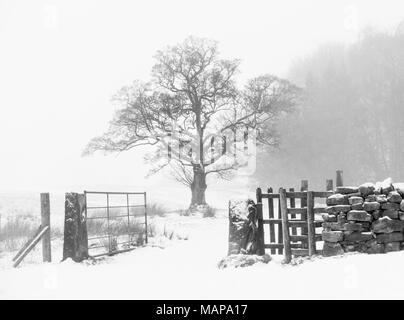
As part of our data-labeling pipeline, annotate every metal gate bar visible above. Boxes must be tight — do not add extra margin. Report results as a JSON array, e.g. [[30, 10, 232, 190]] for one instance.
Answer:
[[84, 191, 147, 257]]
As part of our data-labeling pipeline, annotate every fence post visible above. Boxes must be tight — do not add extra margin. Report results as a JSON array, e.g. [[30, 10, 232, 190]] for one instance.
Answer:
[[326, 179, 334, 192], [300, 180, 309, 247], [289, 188, 297, 236], [40, 193, 51, 262], [336, 170, 344, 187], [300, 180, 308, 207], [277, 196, 283, 255], [256, 188, 265, 256], [63, 193, 88, 262], [267, 188, 276, 255], [279, 188, 291, 264], [144, 192, 148, 244], [307, 191, 316, 256]]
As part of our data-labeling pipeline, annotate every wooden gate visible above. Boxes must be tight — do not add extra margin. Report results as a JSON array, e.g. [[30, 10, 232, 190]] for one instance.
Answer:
[[256, 185, 335, 263]]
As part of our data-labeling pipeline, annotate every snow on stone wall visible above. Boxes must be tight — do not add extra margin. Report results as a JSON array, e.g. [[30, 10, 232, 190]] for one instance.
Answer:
[[322, 178, 404, 256]]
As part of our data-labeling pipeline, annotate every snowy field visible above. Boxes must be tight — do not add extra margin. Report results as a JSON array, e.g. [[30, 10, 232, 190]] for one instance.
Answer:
[[2, 208, 404, 299]]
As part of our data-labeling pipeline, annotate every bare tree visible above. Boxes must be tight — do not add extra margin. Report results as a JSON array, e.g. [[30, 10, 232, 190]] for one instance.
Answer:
[[83, 37, 300, 208]]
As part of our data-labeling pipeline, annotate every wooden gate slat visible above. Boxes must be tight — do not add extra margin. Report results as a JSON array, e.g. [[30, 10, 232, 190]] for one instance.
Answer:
[[287, 208, 307, 214], [277, 196, 283, 255], [267, 187, 276, 254], [263, 219, 282, 224], [256, 188, 265, 256], [265, 243, 302, 249], [307, 191, 316, 257], [300, 180, 309, 250], [289, 188, 297, 236], [279, 188, 291, 263]]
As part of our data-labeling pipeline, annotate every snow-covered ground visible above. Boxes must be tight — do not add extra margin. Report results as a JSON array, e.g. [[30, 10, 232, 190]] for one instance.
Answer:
[[2, 209, 404, 299]]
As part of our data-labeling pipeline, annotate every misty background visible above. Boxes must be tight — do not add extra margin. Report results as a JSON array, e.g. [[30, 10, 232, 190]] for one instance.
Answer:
[[0, 0, 404, 210]]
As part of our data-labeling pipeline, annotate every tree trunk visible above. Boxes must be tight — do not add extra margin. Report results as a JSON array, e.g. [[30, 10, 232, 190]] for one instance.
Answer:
[[190, 164, 207, 206]]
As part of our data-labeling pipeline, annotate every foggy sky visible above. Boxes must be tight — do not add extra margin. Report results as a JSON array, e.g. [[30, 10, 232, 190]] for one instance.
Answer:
[[0, 0, 403, 192]]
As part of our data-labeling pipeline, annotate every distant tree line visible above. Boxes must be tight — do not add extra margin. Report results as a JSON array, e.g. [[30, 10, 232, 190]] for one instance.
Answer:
[[256, 28, 404, 189]]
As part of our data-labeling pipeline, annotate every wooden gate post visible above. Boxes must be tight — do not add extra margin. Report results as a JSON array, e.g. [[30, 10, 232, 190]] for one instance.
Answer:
[[63, 193, 88, 262], [279, 188, 291, 263], [336, 170, 344, 187], [300, 180, 309, 246], [267, 188, 276, 255], [300, 180, 308, 207], [40, 193, 51, 262], [306, 191, 316, 256], [277, 196, 283, 254], [256, 188, 265, 256], [289, 188, 297, 235]]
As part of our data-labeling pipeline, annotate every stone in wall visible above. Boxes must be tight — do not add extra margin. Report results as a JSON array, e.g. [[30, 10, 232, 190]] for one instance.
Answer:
[[325, 205, 351, 214], [366, 241, 385, 254], [376, 232, 404, 243], [349, 197, 364, 205], [385, 242, 401, 253], [336, 186, 359, 194], [347, 210, 372, 222], [388, 191, 403, 203], [381, 202, 400, 210], [326, 194, 349, 206], [382, 210, 399, 219], [322, 241, 344, 257], [363, 202, 380, 211], [372, 217, 404, 233], [322, 230, 344, 242], [321, 213, 338, 222], [372, 210, 382, 220], [365, 195, 377, 202], [322, 222, 364, 232], [343, 231, 373, 242], [351, 203, 364, 210], [358, 183, 376, 197], [337, 213, 347, 224], [375, 195, 388, 203]]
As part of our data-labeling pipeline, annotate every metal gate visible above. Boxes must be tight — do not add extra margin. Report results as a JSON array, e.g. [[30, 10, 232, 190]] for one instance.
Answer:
[[84, 191, 147, 258]]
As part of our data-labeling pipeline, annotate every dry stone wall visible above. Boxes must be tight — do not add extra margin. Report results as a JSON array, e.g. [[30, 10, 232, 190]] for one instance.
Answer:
[[322, 179, 404, 256]]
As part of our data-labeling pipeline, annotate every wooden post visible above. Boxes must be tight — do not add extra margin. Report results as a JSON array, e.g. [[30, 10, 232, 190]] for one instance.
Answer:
[[279, 188, 291, 264], [63, 193, 88, 262], [277, 196, 283, 255], [300, 180, 308, 245], [144, 192, 148, 244], [12, 225, 42, 262], [13, 226, 50, 268], [256, 188, 265, 256], [289, 188, 297, 236], [267, 188, 276, 254], [336, 170, 344, 187], [300, 180, 308, 207], [41, 193, 51, 262], [307, 191, 316, 256], [326, 179, 334, 192]]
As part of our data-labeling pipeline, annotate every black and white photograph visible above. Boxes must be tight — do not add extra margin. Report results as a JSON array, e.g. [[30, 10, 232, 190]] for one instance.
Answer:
[[1, 0, 404, 304]]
